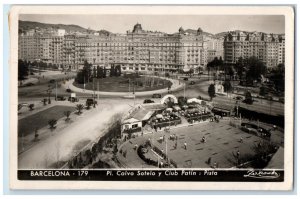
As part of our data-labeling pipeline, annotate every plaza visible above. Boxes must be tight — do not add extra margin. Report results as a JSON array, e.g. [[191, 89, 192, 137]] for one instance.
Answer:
[[117, 120, 284, 169], [17, 20, 286, 171]]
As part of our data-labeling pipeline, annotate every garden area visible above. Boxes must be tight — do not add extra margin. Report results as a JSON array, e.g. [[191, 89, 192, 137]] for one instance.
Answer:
[[73, 75, 172, 92], [18, 105, 75, 137]]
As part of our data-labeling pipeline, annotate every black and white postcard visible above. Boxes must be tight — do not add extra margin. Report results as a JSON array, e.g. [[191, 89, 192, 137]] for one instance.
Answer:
[[8, 5, 294, 190]]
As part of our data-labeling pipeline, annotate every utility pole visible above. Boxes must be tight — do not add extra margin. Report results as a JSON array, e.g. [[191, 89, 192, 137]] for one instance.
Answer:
[[184, 83, 186, 99], [55, 81, 57, 101], [133, 78, 136, 107], [93, 78, 96, 108], [22, 132, 24, 151], [97, 79, 99, 101], [165, 137, 168, 168], [83, 76, 85, 92]]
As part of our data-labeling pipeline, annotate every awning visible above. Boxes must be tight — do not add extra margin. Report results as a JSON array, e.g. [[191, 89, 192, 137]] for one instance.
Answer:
[[142, 110, 155, 121]]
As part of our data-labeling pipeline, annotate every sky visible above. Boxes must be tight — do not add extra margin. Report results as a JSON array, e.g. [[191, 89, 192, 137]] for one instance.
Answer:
[[19, 14, 285, 34]]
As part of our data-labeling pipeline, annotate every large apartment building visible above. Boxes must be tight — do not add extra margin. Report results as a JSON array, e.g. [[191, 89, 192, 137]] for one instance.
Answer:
[[19, 24, 219, 72], [224, 31, 285, 68]]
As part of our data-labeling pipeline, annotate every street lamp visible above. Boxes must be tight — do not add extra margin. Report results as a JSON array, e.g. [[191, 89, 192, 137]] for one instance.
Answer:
[[47, 85, 52, 104]]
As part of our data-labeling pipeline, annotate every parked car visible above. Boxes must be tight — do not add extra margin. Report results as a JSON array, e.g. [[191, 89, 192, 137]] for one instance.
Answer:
[[189, 81, 195, 85], [183, 77, 189, 81], [56, 96, 66, 101], [143, 99, 154, 104], [66, 88, 72, 93], [24, 82, 35, 87], [279, 97, 284, 104], [152, 93, 162, 98], [49, 79, 56, 83], [86, 98, 97, 106], [234, 96, 244, 100], [19, 103, 29, 107], [68, 97, 79, 102]]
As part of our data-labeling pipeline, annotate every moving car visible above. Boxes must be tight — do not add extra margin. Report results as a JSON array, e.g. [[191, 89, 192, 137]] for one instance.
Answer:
[[68, 97, 79, 102], [86, 98, 97, 106], [56, 96, 66, 101], [49, 79, 56, 83], [189, 81, 195, 85], [183, 77, 189, 81], [234, 96, 243, 100], [24, 82, 35, 87], [66, 88, 72, 93], [152, 93, 162, 98], [143, 99, 154, 104]]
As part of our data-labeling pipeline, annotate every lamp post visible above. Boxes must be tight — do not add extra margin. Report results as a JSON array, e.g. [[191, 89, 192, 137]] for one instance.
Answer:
[[47, 85, 52, 104]]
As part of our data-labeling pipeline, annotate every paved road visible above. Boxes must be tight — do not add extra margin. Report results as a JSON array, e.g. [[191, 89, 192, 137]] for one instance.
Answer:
[[18, 98, 134, 169], [18, 73, 284, 116], [172, 79, 284, 116]]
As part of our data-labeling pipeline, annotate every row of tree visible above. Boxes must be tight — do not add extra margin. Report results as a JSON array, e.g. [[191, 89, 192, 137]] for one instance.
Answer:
[[75, 60, 122, 84], [206, 56, 268, 84], [18, 59, 68, 81]]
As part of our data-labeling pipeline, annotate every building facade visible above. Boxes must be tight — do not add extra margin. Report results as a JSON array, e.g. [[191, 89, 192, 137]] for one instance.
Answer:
[[19, 24, 211, 72], [224, 31, 285, 68], [19, 25, 285, 71]]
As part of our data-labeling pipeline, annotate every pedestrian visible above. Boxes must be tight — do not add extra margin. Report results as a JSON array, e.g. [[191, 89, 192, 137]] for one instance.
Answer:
[[184, 142, 187, 150], [213, 162, 217, 169], [237, 150, 240, 158], [174, 142, 177, 149], [163, 135, 165, 142], [207, 157, 211, 165], [240, 137, 243, 143], [202, 136, 206, 143]]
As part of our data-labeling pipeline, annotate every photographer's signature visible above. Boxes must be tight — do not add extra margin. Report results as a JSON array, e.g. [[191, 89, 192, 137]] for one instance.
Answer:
[[244, 170, 280, 179]]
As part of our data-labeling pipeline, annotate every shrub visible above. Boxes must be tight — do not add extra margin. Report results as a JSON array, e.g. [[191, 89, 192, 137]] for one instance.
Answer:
[[48, 119, 57, 130], [76, 104, 84, 114], [28, 104, 35, 111]]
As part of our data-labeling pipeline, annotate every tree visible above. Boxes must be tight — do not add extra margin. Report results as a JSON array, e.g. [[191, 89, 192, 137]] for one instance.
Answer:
[[48, 119, 57, 130], [189, 68, 194, 77], [223, 79, 232, 95], [34, 128, 39, 141], [234, 57, 267, 84], [64, 111, 71, 122], [28, 104, 35, 111], [98, 66, 104, 78], [246, 57, 267, 83], [234, 57, 245, 79], [96, 66, 101, 78], [166, 97, 175, 108], [259, 86, 267, 97], [93, 66, 97, 78], [251, 141, 278, 168], [269, 64, 285, 93], [75, 61, 92, 84], [208, 84, 216, 101], [76, 104, 84, 114], [42, 98, 47, 106], [244, 91, 253, 104], [103, 68, 107, 78], [18, 104, 22, 111], [110, 65, 115, 77], [177, 96, 187, 107], [18, 59, 29, 81], [115, 65, 121, 76]]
